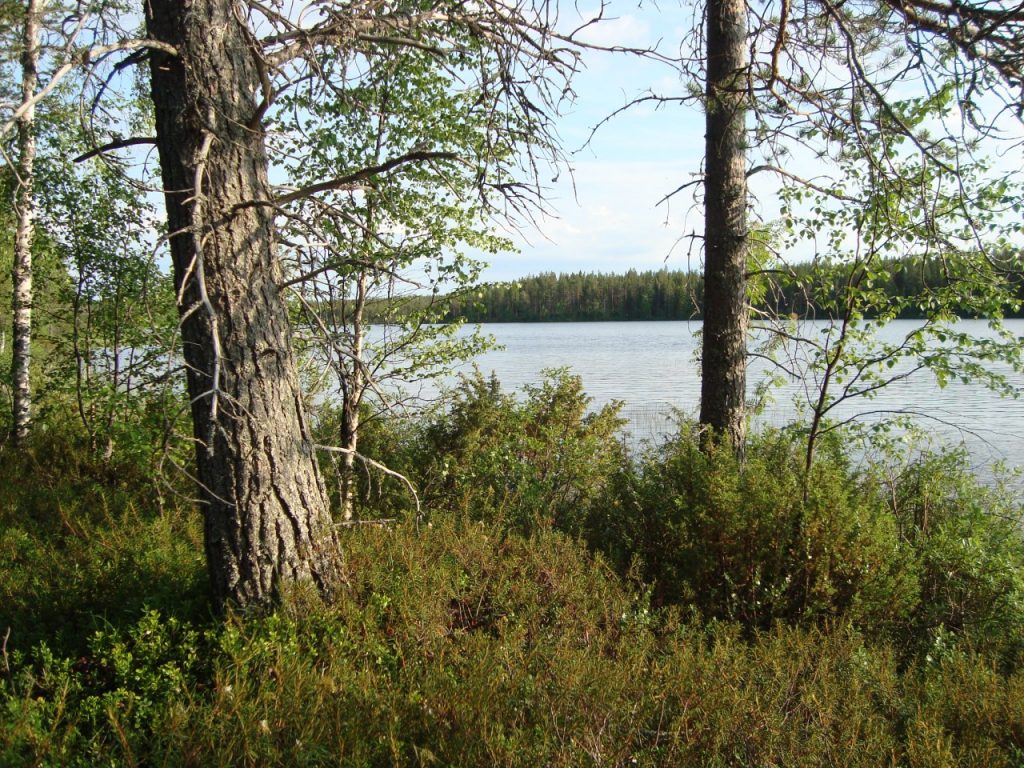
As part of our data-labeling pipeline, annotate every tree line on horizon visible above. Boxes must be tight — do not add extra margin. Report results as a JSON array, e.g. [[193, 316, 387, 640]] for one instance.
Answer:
[[353, 253, 1024, 324]]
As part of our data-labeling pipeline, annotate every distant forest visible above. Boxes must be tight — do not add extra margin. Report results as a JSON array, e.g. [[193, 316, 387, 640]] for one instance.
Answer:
[[433, 255, 1024, 323]]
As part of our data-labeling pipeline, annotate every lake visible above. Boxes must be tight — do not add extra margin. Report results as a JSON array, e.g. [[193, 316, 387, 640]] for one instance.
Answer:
[[410, 319, 1024, 475]]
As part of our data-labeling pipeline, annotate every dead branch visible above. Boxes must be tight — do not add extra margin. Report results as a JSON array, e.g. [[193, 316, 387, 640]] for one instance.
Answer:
[[245, 150, 458, 212], [73, 136, 157, 163], [314, 443, 422, 518]]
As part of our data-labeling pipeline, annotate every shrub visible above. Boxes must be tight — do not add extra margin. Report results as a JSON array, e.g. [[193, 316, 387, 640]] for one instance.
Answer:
[[5, 384, 1024, 765], [876, 448, 1024, 665], [589, 427, 918, 633], [6, 516, 1023, 767], [366, 369, 626, 533], [589, 425, 1024, 669], [0, 423, 207, 658]]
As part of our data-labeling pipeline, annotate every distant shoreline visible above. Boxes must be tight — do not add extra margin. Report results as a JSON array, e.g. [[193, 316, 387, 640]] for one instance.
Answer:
[[357, 263, 1022, 324], [449, 315, 1011, 323]]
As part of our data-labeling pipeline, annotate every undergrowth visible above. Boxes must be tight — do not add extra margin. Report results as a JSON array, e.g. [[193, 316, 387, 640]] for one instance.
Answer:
[[2, 376, 1023, 766]]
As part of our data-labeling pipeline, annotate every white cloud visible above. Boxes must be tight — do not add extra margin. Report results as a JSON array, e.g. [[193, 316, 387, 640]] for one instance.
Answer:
[[573, 13, 651, 49], [483, 158, 705, 280]]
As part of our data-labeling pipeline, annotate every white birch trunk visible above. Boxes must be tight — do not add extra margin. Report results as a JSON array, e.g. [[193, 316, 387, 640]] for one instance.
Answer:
[[11, 0, 42, 444], [339, 270, 368, 521]]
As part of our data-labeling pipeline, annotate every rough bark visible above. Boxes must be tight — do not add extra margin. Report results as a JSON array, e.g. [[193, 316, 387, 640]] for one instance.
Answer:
[[11, 0, 41, 445], [145, 0, 343, 611], [700, 0, 749, 454]]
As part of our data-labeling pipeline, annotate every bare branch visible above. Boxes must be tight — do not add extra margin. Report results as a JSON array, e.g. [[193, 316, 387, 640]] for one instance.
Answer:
[[230, 150, 458, 215], [188, 116, 225, 456], [315, 443, 422, 518], [73, 136, 157, 163], [746, 163, 864, 203], [0, 39, 178, 142]]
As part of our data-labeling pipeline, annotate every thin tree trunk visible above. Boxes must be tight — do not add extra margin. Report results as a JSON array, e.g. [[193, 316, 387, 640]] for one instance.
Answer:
[[11, 0, 42, 445], [339, 270, 367, 522], [700, 0, 749, 454], [146, 0, 343, 611]]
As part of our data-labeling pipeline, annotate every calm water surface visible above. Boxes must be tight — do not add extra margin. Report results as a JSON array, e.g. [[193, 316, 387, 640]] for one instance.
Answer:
[[421, 319, 1024, 474]]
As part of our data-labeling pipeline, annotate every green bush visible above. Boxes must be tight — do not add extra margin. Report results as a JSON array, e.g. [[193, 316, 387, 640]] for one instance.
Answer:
[[588, 428, 917, 632], [589, 426, 1024, 668], [878, 448, 1024, 665], [4, 385, 1024, 765], [907, 650, 1024, 766], [361, 369, 626, 533], [0, 422, 207, 658]]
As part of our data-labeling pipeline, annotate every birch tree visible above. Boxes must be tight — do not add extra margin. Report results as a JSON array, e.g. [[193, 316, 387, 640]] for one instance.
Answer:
[[280, 43, 511, 520], [9, 0, 42, 444]]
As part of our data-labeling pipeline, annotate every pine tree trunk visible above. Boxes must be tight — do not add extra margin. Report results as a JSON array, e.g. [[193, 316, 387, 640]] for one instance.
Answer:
[[700, 0, 749, 454], [11, 0, 41, 445], [145, 0, 343, 611]]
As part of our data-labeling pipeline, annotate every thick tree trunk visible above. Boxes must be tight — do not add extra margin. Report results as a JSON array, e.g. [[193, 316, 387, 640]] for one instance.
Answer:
[[11, 0, 41, 445], [145, 0, 342, 611], [700, 0, 749, 454]]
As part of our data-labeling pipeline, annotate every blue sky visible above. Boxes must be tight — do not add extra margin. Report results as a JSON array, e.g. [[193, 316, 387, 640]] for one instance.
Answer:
[[480, 0, 1024, 284], [481, 1, 710, 282]]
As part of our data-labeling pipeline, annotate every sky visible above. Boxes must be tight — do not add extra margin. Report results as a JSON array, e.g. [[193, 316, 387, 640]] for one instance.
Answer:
[[479, 0, 1024, 284], [480, 0, 711, 282], [50, 0, 1017, 287]]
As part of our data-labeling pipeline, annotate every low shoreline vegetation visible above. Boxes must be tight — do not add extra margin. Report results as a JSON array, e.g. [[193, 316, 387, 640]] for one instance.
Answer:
[[3, 372, 1024, 766]]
